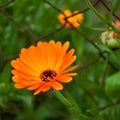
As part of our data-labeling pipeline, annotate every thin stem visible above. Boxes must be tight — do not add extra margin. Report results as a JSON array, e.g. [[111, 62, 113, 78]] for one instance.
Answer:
[[0, 0, 15, 8], [34, 25, 64, 44], [44, 0, 64, 15], [84, 0, 120, 34], [99, 52, 109, 84], [64, 0, 100, 20], [74, 28, 102, 51], [54, 90, 71, 107], [100, 0, 120, 20], [74, 56, 101, 72], [80, 22, 106, 31], [99, 99, 120, 111]]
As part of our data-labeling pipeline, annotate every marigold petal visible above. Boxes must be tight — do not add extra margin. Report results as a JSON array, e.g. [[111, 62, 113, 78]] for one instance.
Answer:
[[54, 41, 70, 72], [12, 70, 40, 81], [61, 55, 76, 72], [56, 41, 62, 51], [67, 49, 75, 56], [54, 45, 64, 71], [33, 85, 50, 95], [51, 81, 63, 90], [35, 46, 47, 69], [12, 76, 22, 82], [64, 65, 78, 73], [62, 41, 70, 52], [56, 76, 73, 83], [63, 9, 72, 17], [77, 14, 84, 22], [60, 49, 76, 71], [33, 87, 42, 95], [42, 85, 51, 92], [11, 58, 40, 77], [14, 83, 26, 88], [64, 72, 77, 76], [20, 46, 42, 73], [49, 40, 55, 45], [57, 10, 72, 27], [36, 41, 57, 69], [45, 42, 56, 69], [21, 48, 27, 53], [37, 41, 47, 47], [22, 80, 41, 86], [27, 84, 42, 90]]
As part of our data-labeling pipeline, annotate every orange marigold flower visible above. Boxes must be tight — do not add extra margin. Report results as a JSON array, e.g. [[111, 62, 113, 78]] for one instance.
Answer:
[[109, 20, 120, 38], [11, 40, 77, 95], [58, 9, 83, 28]]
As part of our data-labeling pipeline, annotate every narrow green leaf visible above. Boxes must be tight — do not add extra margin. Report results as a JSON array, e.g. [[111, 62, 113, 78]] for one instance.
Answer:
[[54, 90, 92, 120], [54, 90, 71, 108], [65, 92, 81, 113]]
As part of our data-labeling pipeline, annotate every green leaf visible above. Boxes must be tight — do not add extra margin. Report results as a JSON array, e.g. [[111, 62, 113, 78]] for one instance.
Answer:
[[65, 92, 81, 113], [54, 90, 71, 108], [105, 72, 120, 99]]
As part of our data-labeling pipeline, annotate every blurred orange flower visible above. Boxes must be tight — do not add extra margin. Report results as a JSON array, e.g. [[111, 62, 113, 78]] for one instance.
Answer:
[[58, 9, 83, 28], [11, 40, 77, 95], [109, 20, 120, 38]]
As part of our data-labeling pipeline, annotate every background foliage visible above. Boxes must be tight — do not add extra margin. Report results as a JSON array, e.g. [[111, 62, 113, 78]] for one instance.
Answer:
[[0, 0, 120, 120]]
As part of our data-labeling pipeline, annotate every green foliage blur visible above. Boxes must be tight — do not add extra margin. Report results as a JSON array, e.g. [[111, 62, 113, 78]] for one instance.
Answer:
[[0, 0, 120, 120]]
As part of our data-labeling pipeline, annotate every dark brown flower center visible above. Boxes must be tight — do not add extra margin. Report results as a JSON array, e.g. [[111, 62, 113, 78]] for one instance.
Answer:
[[40, 69, 57, 82]]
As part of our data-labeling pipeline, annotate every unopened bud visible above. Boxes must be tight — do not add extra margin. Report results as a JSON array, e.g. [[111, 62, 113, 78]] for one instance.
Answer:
[[100, 30, 120, 49], [107, 38, 120, 49]]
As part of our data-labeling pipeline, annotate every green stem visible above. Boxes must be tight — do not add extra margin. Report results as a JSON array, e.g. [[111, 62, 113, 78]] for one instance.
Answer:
[[54, 90, 71, 107], [84, 0, 120, 34], [99, 53, 109, 85], [81, 23, 106, 31], [109, 0, 113, 22], [54, 90, 92, 120]]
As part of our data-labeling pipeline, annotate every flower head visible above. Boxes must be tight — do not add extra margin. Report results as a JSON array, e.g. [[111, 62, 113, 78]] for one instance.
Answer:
[[58, 9, 83, 28], [100, 21, 120, 49], [11, 40, 77, 95]]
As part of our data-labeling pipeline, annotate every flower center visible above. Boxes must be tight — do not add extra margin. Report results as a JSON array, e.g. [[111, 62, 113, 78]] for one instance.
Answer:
[[40, 69, 57, 82]]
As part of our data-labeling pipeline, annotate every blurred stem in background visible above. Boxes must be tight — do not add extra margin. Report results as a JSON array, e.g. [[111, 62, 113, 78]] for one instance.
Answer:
[[84, 0, 120, 34], [99, 52, 109, 86]]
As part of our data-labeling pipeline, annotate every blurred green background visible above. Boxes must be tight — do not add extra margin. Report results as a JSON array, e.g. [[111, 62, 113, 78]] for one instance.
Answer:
[[0, 0, 120, 120]]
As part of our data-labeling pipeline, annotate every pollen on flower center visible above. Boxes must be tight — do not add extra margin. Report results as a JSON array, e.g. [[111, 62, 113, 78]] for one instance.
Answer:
[[40, 69, 57, 82]]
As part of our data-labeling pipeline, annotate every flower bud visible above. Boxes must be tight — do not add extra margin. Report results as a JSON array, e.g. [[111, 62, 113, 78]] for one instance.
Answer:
[[100, 31, 120, 49], [100, 20, 120, 49], [107, 38, 120, 49]]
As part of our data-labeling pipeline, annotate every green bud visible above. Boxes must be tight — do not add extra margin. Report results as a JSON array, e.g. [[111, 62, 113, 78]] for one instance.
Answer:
[[100, 31, 120, 49], [107, 38, 120, 49], [100, 31, 110, 45]]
